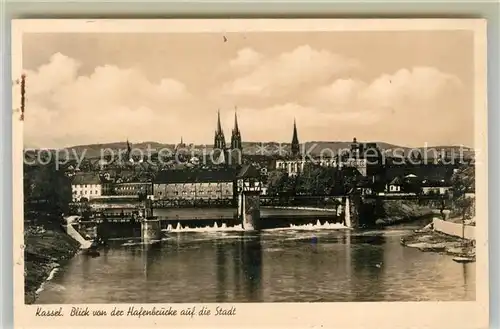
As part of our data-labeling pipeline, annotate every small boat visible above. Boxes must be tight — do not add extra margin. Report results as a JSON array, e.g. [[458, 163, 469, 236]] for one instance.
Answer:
[[83, 248, 100, 257], [452, 256, 475, 263]]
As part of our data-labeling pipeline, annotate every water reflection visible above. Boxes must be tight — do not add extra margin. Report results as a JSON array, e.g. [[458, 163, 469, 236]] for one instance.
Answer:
[[215, 233, 263, 302], [350, 232, 385, 301], [216, 240, 227, 302], [238, 233, 263, 301]]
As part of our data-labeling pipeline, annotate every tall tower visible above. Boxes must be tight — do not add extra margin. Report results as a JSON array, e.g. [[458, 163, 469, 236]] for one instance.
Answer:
[[291, 118, 300, 157], [231, 108, 242, 152], [176, 136, 186, 149], [126, 139, 132, 161], [214, 109, 226, 149]]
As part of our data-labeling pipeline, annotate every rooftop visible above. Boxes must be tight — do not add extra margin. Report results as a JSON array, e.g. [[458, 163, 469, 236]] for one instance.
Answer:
[[237, 164, 261, 179], [389, 177, 403, 185], [154, 168, 238, 184], [72, 173, 102, 185]]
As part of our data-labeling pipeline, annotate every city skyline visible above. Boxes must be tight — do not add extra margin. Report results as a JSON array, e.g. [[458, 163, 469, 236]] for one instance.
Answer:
[[22, 30, 474, 150]]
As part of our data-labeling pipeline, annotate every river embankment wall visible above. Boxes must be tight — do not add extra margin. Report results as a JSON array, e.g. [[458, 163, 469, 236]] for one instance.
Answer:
[[432, 218, 476, 240]]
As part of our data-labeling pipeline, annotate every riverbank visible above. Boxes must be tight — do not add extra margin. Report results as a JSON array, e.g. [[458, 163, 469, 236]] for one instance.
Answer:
[[375, 200, 437, 226], [24, 225, 81, 304], [400, 225, 475, 257]]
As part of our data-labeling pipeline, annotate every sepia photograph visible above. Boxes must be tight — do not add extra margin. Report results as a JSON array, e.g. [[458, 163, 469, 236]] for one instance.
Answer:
[[12, 18, 488, 328]]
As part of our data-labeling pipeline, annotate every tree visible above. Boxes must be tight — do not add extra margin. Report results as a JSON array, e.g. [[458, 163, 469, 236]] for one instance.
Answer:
[[295, 163, 335, 195], [408, 150, 422, 164], [451, 165, 475, 198], [451, 165, 475, 237], [24, 163, 72, 214], [266, 170, 288, 195], [340, 167, 362, 194]]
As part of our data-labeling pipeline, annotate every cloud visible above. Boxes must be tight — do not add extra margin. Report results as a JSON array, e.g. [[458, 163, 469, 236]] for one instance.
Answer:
[[311, 66, 463, 111], [23, 52, 471, 149], [27, 53, 81, 97], [228, 67, 470, 146], [221, 45, 359, 97], [23, 53, 192, 148], [360, 67, 463, 107], [229, 48, 263, 70], [306, 66, 470, 145]]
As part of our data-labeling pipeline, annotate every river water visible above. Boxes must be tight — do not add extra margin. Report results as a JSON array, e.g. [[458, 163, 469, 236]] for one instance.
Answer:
[[35, 221, 475, 303]]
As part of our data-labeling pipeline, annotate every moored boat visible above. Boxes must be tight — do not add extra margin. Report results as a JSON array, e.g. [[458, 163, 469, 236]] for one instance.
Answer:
[[83, 248, 100, 257], [452, 256, 475, 263]]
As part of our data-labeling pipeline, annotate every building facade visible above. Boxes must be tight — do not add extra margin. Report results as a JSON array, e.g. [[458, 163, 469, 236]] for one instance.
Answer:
[[421, 180, 452, 195], [274, 135, 383, 178], [112, 182, 153, 197], [153, 168, 237, 201], [71, 173, 103, 202]]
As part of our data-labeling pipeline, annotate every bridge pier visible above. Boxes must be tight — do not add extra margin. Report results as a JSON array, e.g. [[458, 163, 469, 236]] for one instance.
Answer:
[[141, 219, 162, 242], [339, 196, 361, 229], [239, 192, 261, 231]]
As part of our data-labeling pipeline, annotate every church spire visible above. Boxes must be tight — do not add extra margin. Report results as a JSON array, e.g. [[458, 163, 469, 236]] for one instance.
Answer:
[[291, 118, 300, 157], [231, 107, 242, 152], [214, 109, 226, 150], [233, 107, 239, 134], [216, 109, 223, 134], [126, 138, 131, 153], [125, 138, 132, 161]]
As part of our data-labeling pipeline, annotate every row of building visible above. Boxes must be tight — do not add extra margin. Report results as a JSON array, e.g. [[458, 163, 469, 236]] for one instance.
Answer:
[[71, 168, 456, 203], [71, 168, 244, 202]]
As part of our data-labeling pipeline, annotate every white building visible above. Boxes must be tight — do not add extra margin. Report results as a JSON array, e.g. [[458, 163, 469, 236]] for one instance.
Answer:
[[387, 177, 403, 193], [71, 173, 103, 202], [275, 157, 367, 177], [275, 159, 307, 177]]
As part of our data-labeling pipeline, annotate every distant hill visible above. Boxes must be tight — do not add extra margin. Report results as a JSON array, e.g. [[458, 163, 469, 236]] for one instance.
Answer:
[[24, 140, 474, 160]]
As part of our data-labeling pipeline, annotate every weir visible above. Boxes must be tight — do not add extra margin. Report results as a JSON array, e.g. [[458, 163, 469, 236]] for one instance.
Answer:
[[64, 216, 92, 249]]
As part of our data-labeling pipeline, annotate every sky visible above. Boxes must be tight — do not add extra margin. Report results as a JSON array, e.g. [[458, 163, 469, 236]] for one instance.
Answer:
[[22, 30, 474, 149]]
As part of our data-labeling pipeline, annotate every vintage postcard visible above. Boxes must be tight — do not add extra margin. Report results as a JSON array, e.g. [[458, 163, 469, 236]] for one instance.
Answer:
[[12, 19, 488, 329]]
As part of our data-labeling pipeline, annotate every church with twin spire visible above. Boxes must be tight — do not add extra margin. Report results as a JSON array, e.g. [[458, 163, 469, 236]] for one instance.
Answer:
[[213, 109, 243, 165]]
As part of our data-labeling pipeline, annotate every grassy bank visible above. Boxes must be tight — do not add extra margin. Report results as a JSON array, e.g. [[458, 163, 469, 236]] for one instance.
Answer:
[[400, 226, 475, 257], [374, 200, 436, 226], [24, 225, 80, 304]]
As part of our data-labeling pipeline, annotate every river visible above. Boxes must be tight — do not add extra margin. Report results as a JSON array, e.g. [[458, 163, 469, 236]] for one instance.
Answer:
[[35, 221, 475, 303]]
